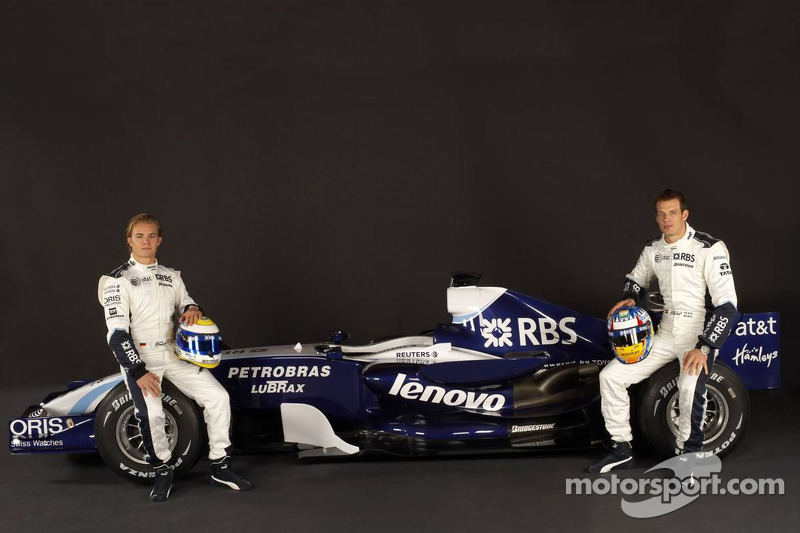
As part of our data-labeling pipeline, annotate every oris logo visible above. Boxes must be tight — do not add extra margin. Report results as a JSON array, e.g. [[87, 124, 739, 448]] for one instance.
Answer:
[[10, 418, 70, 439], [104, 295, 121, 305], [388, 373, 505, 412]]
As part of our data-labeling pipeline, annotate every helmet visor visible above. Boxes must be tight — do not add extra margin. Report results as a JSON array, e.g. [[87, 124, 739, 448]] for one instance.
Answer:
[[609, 324, 652, 348], [179, 334, 221, 356]]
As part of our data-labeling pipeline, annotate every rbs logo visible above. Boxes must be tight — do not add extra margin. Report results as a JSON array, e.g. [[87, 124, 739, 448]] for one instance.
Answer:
[[518, 317, 577, 346], [478, 316, 578, 347]]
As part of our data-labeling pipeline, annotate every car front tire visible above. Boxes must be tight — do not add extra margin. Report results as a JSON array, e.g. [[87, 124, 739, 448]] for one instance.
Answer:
[[93, 380, 203, 484], [637, 360, 749, 458]]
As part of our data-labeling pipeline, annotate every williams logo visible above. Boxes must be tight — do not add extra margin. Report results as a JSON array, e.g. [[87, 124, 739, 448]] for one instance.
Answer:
[[388, 373, 505, 412]]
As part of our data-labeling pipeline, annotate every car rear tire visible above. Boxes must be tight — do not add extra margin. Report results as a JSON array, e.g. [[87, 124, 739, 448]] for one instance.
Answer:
[[94, 380, 203, 484], [637, 360, 749, 458]]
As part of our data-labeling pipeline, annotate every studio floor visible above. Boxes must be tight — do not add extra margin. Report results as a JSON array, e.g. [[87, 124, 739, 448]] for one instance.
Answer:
[[2, 385, 797, 533]]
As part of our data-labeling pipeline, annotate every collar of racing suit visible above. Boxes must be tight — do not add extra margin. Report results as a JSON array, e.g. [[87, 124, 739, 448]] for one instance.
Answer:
[[128, 254, 159, 271], [661, 222, 694, 247]]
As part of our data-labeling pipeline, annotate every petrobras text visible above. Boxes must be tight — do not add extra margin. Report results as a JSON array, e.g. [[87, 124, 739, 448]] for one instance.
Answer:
[[388, 373, 505, 412], [228, 365, 331, 379]]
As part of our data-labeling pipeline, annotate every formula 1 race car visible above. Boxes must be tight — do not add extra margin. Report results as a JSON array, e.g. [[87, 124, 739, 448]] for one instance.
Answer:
[[9, 274, 759, 482]]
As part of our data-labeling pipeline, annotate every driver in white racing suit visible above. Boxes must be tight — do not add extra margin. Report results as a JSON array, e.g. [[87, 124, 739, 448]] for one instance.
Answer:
[[99, 213, 252, 501], [588, 189, 738, 473]]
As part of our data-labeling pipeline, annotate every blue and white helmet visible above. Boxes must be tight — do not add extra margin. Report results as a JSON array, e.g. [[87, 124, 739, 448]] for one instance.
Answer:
[[608, 306, 654, 364], [175, 317, 222, 368]]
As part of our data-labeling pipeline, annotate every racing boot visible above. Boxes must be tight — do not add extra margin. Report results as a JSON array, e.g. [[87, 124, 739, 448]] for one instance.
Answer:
[[210, 456, 253, 491], [675, 451, 698, 488], [587, 441, 634, 474], [150, 464, 174, 502]]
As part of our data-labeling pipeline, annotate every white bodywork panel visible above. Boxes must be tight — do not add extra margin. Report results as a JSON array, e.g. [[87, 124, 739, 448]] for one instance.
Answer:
[[281, 403, 359, 457], [447, 286, 507, 323], [341, 339, 495, 365], [42, 374, 123, 416]]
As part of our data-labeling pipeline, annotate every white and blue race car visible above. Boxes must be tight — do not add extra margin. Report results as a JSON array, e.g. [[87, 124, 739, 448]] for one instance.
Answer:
[[10, 274, 775, 482]]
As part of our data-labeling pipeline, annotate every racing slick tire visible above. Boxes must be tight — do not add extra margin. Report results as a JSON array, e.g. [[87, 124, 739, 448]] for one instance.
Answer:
[[94, 380, 203, 484], [637, 360, 749, 459]]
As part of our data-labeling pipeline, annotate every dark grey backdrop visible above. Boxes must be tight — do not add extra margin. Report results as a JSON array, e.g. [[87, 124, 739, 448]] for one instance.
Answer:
[[1, 1, 798, 389]]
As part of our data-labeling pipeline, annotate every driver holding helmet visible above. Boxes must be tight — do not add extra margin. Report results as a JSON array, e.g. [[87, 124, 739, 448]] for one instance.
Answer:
[[588, 189, 738, 473], [99, 213, 252, 501]]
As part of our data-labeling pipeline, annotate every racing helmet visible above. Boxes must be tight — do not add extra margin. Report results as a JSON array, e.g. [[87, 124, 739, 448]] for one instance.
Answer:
[[175, 317, 222, 368], [608, 306, 654, 364]]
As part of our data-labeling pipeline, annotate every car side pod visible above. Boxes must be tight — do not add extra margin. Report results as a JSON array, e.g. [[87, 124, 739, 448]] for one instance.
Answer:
[[280, 403, 359, 459]]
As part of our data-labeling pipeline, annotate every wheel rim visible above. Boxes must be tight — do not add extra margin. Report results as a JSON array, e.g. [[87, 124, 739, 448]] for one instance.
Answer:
[[115, 405, 179, 464], [665, 384, 729, 445]]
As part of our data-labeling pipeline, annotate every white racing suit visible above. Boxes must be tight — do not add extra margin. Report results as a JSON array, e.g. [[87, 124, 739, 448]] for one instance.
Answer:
[[600, 224, 738, 453], [99, 255, 231, 465]]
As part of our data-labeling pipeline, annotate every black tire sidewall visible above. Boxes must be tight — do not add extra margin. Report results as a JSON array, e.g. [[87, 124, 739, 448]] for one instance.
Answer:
[[94, 380, 203, 484], [638, 359, 749, 458]]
